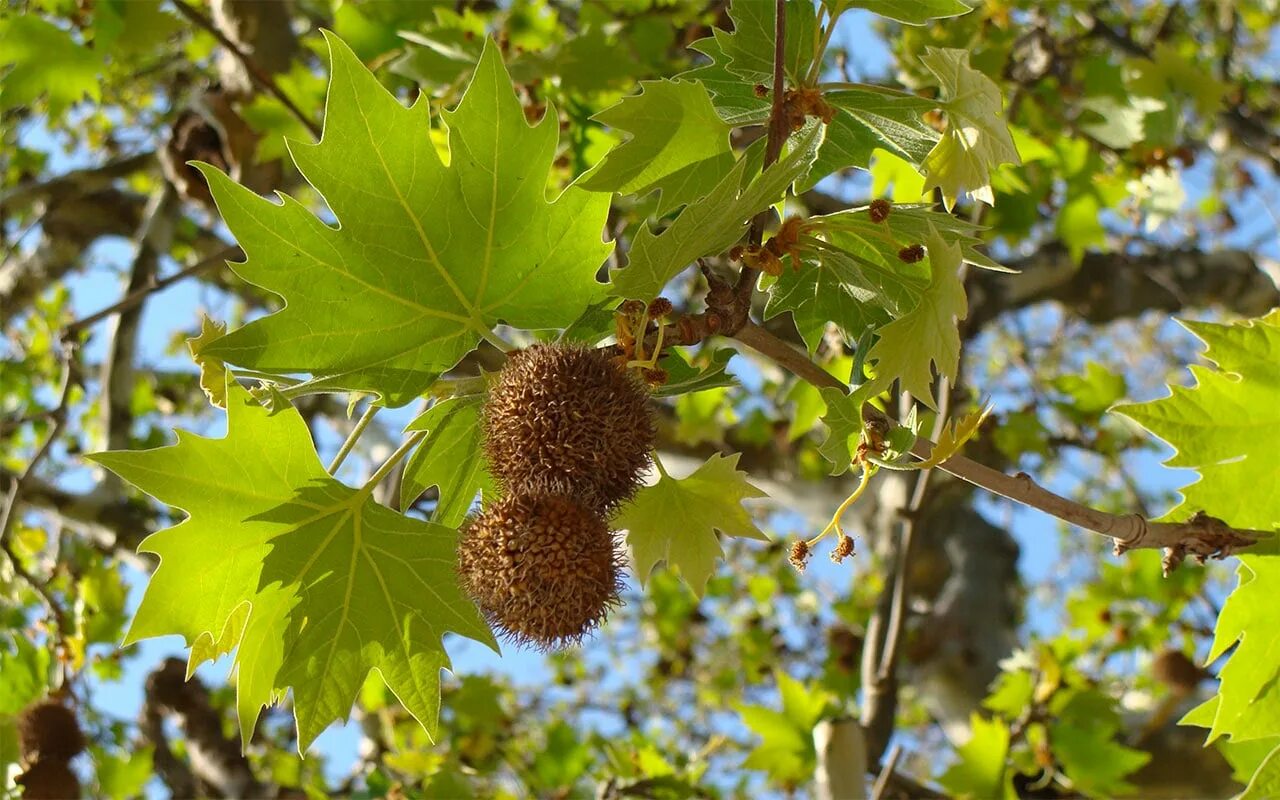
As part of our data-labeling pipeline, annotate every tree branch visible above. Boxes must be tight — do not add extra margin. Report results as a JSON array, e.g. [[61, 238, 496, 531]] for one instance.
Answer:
[[0, 346, 78, 638], [63, 243, 241, 337], [143, 657, 264, 798], [170, 0, 321, 140], [730, 321, 1264, 570]]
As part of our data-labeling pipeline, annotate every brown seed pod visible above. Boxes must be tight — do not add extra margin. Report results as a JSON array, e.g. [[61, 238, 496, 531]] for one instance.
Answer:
[[483, 343, 655, 511], [868, 198, 892, 223], [789, 540, 812, 572], [16, 760, 81, 800], [898, 243, 925, 263], [1153, 648, 1204, 695], [457, 493, 625, 649], [647, 297, 673, 319], [18, 701, 86, 762]]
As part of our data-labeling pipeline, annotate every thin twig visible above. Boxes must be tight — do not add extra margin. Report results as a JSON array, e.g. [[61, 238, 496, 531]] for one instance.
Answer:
[[869, 744, 904, 800], [0, 345, 78, 637], [63, 244, 240, 337], [169, 0, 322, 140], [730, 321, 1265, 564]]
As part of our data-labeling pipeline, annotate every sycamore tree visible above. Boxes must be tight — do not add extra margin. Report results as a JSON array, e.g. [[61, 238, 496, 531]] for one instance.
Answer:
[[3, 0, 1280, 798]]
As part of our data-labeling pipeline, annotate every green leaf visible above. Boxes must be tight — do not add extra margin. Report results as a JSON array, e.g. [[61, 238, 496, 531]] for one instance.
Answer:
[[842, 0, 974, 25], [918, 48, 1021, 210], [862, 227, 967, 409], [819, 203, 1008, 273], [1240, 744, 1280, 800], [737, 671, 828, 784], [706, 0, 818, 87], [89, 384, 496, 750], [582, 79, 734, 214], [1114, 312, 1280, 532], [1053, 361, 1126, 416], [0, 16, 102, 116], [817, 388, 860, 475], [200, 34, 611, 405], [651, 348, 738, 399], [683, 36, 771, 127], [764, 263, 885, 355], [1048, 687, 1151, 796], [619, 453, 768, 596], [803, 90, 939, 188], [611, 125, 822, 301], [0, 634, 50, 715], [939, 714, 1013, 800], [1121, 318, 1280, 752], [95, 745, 155, 799], [1078, 96, 1166, 149], [400, 395, 493, 525], [0, 717, 18, 799]]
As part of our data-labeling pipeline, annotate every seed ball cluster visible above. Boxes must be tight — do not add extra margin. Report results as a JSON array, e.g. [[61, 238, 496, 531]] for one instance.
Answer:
[[460, 342, 655, 649], [458, 493, 625, 649], [483, 343, 656, 510], [16, 700, 84, 800]]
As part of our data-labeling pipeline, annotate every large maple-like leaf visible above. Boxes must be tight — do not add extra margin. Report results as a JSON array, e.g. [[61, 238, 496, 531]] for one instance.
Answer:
[[1115, 312, 1280, 746], [839, 0, 974, 25], [611, 125, 822, 301], [861, 227, 967, 408], [199, 33, 611, 406], [918, 47, 1021, 210], [89, 384, 496, 750], [582, 79, 734, 214], [618, 453, 768, 596]]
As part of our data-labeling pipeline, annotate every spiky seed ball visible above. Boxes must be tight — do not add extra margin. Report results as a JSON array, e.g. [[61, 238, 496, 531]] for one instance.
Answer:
[[458, 493, 624, 649], [16, 760, 81, 800], [18, 701, 85, 762], [483, 343, 655, 511], [1153, 648, 1203, 695]]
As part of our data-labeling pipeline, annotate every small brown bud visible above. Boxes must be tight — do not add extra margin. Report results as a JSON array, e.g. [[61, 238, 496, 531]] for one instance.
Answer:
[[620, 299, 646, 318], [643, 367, 669, 386], [789, 540, 812, 572], [647, 298, 673, 319], [868, 198, 892, 223], [898, 244, 925, 263], [728, 245, 745, 261], [753, 84, 769, 98], [830, 535, 855, 563]]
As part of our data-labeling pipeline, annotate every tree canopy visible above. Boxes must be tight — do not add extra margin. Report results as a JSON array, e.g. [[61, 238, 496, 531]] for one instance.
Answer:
[[2, 1, 1279, 798]]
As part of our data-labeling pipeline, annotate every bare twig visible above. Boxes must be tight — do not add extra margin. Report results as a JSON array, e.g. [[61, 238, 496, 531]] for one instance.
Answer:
[[0, 344, 78, 637], [63, 244, 240, 337], [169, 0, 321, 140], [869, 744, 904, 800], [730, 321, 1265, 567]]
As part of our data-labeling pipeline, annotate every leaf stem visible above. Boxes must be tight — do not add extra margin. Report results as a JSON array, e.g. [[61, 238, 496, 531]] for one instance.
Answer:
[[477, 325, 514, 353], [809, 463, 873, 546], [360, 430, 428, 498], [651, 451, 671, 480], [328, 403, 380, 474]]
